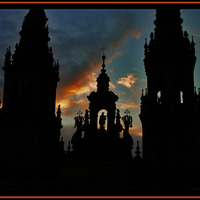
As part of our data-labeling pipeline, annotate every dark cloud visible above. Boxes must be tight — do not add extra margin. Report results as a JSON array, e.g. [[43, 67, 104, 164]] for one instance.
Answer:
[[0, 10, 140, 103]]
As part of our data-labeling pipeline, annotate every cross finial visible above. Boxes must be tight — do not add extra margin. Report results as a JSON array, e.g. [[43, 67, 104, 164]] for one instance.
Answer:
[[101, 47, 107, 72], [101, 47, 107, 56]]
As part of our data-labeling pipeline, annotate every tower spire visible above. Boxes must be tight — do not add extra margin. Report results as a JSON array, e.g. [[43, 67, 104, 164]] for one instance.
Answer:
[[96, 48, 110, 93], [12, 9, 53, 69], [101, 47, 107, 73]]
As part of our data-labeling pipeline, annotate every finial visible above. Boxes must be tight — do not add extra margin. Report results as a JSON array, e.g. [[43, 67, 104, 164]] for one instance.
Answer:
[[191, 35, 195, 47], [124, 109, 130, 116], [6, 46, 11, 55], [57, 104, 61, 118], [77, 110, 83, 116], [184, 30, 188, 38], [135, 140, 141, 158], [101, 47, 107, 56], [101, 47, 107, 72]]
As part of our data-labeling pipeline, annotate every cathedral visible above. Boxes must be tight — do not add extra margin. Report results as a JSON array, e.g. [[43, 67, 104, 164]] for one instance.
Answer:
[[0, 8, 200, 191]]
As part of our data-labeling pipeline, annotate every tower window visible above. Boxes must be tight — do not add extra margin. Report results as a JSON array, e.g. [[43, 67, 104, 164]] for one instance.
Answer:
[[180, 91, 183, 103], [157, 91, 161, 104]]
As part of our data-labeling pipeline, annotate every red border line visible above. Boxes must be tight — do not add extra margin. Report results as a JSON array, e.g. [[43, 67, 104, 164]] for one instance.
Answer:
[[0, 1, 200, 4], [0, 197, 200, 199]]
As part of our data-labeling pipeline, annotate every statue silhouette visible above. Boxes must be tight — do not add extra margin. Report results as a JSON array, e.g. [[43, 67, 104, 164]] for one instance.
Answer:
[[99, 112, 106, 127]]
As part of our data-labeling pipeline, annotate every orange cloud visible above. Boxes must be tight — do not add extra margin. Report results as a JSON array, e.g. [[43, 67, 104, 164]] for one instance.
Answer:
[[109, 81, 116, 89], [119, 92, 126, 95], [119, 101, 140, 109], [56, 69, 99, 115], [139, 78, 147, 82], [117, 73, 138, 88], [127, 28, 143, 39], [57, 97, 89, 115], [56, 61, 118, 117], [129, 125, 142, 137], [62, 71, 97, 98]]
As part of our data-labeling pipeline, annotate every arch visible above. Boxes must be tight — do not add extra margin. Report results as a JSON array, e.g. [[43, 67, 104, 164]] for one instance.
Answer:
[[97, 109, 108, 130]]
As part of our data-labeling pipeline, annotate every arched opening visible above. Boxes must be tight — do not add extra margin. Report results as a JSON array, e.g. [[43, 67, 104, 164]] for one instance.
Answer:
[[97, 109, 108, 130], [157, 91, 161, 104], [180, 91, 184, 103]]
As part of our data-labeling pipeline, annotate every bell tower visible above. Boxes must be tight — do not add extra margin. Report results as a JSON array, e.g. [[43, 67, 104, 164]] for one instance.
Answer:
[[70, 51, 133, 160], [87, 52, 119, 134], [0, 9, 61, 181], [140, 9, 200, 176]]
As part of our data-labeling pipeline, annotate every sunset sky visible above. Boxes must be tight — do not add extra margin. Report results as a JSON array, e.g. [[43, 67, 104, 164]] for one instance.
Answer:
[[0, 9, 200, 156]]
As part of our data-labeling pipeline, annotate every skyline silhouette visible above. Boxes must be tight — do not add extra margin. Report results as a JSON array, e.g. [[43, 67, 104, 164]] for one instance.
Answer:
[[0, 8, 200, 193], [1, 9, 200, 158]]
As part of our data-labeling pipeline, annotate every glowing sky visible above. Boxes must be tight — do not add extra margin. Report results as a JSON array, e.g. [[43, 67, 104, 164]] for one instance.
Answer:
[[0, 9, 200, 157]]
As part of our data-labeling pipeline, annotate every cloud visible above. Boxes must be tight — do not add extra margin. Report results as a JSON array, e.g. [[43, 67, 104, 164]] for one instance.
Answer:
[[118, 101, 140, 109], [127, 28, 143, 39], [56, 70, 98, 115], [0, 10, 143, 109], [109, 81, 116, 89], [139, 78, 147, 82], [129, 125, 142, 137], [45, 10, 142, 116], [117, 73, 138, 88], [119, 92, 126, 95]]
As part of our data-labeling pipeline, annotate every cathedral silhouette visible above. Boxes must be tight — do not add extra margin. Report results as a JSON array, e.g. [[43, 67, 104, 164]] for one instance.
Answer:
[[0, 8, 199, 192], [64, 52, 134, 161]]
